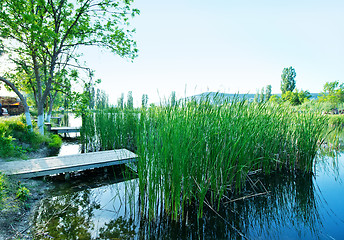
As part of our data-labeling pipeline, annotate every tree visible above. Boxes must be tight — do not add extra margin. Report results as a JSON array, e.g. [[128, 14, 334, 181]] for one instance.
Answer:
[[126, 91, 133, 109], [281, 67, 296, 94], [0, 0, 139, 134], [269, 95, 281, 104], [96, 89, 109, 110], [265, 85, 272, 102], [318, 81, 344, 105], [117, 93, 124, 109], [282, 89, 311, 106], [254, 90, 259, 103], [0, 38, 32, 127], [141, 94, 148, 108], [259, 87, 265, 103], [0, 76, 32, 127], [171, 91, 176, 107]]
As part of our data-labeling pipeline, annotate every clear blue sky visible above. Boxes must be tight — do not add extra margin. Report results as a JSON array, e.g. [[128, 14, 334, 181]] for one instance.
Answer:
[[63, 0, 344, 106]]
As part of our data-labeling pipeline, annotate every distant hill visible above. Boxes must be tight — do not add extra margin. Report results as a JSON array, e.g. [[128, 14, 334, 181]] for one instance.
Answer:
[[186, 92, 320, 103]]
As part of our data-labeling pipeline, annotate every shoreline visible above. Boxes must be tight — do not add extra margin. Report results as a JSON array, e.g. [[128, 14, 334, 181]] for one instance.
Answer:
[[0, 149, 53, 240]]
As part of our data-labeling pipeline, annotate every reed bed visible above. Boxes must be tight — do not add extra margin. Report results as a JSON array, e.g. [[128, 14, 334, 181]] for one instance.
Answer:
[[81, 108, 138, 152], [81, 97, 327, 221]]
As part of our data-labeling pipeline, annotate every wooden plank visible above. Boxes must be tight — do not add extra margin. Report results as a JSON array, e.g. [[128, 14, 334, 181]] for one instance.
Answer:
[[50, 126, 80, 134], [0, 149, 137, 178]]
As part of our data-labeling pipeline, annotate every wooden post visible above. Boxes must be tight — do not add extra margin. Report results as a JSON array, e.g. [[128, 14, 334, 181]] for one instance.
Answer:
[[64, 172, 71, 180], [45, 123, 51, 132]]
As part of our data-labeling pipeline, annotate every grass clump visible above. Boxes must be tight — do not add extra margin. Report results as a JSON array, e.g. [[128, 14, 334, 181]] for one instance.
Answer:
[[328, 115, 344, 128], [0, 173, 7, 208]]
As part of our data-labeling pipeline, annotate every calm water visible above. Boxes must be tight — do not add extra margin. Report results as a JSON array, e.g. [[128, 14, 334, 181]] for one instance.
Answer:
[[30, 145, 344, 240], [52, 112, 82, 156]]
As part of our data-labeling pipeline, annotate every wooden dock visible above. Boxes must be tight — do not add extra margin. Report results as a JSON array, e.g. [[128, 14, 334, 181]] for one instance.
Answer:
[[50, 126, 80, 134], [0, 149, 137, 178]]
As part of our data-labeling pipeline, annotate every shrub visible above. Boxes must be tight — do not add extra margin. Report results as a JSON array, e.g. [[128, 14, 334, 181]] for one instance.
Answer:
[[48, 134, 62, 150], [16, 185, 30, 202], [0, 116, 61, 158]]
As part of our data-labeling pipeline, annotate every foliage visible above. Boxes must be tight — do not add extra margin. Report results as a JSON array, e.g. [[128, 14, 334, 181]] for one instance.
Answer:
[[1, 173, 31, 211], [255, 85, 272, 104], [118, 93, 125, 109], [0, 172, 10, 210], [0, 0, 139, 133], [282, 89, 311, 106], [170, 91, 176, 107], [126, 91, 134, 109], [16, 185, 30, 202], [136, 100, 326, 220], [141, 94, 148, 108], [0, 120, 20, 157], [318, 81, 344, 106], [96, 89, 109, 110], [259, 87, 265, 103], [265, 85, 272, 101], [0, 116, 61, 158], [269, 94, 282, 104], [48, 134, 62, 149], [281, 66, 296, 94], [71, 89, 93, 117]]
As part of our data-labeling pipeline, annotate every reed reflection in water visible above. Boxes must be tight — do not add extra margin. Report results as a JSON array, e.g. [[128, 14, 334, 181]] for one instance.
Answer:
[[30, 161, 343, 239]]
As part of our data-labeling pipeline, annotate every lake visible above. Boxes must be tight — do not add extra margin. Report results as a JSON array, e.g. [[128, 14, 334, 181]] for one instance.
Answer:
[[31, 139, 344, 239]]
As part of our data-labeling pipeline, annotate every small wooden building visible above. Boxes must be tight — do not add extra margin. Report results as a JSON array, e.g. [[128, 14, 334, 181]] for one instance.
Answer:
[[0, 96, 25, 115]]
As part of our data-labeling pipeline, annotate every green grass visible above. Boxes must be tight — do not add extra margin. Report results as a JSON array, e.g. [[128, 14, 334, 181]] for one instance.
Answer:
[[81, 97, 328, 221], [0, 172, 31, 211]]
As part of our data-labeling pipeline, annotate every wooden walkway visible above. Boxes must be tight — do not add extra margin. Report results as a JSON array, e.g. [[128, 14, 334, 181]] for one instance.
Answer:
[[50, 126, 80, 134], [0, 149, 137, 178]]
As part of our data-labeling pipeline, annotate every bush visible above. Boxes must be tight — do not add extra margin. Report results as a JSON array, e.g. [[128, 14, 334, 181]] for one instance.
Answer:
[[0, 116, 61, 158], [0, 121, 19, 157], [16, 185, 30, 202], [48, 134, 62, 153]]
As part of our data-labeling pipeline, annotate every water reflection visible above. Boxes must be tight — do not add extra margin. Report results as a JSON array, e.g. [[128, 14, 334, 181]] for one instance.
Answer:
[[136, 172, 322, 239], [53, 112, 82, 128], [31, 162, 344, 239], [32, 167, 139, 240], [33, 189, 99, 239]]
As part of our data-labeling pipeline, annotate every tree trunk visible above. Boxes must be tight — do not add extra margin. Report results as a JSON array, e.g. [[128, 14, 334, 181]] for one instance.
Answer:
[[0, 76, 33, 130], [37, 103, 45, 135], [46, 91, 57, 123]]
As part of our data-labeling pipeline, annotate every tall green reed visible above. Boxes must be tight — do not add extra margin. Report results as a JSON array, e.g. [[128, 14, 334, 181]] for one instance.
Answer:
[[136, 98, 327, 220], [80, 96, 327, 221], [81, 108, 138, 152]]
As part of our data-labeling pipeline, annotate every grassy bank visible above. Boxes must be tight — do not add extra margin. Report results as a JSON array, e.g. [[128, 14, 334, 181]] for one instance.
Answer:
[[0, 116, 62, 159], [81, 99, 328, 220]]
